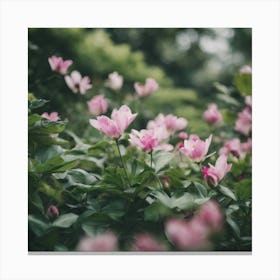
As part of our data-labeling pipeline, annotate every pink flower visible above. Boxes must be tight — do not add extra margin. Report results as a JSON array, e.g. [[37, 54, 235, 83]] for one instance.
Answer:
[[87, 95, 108, 115], [47, 205, 59, 219], [65, 70, 92, 94], [41, 112, 60, 121], [197, 200, 223, 232], [245, 96, 252, 107], [235, 107, 252, 135], [165, 218, 209, 250], [180, 134, 212, 162], [134, 78, 159, 97], [105, 71, 123, 91], [77, 232, 118, 252], [240, 65, 252, 74], [202, 155, 232, 187], [48, 56, 72, 75], [147, 114, 188, 136], [241, 138, 252, 154], [203, 103, 223, 125], [219, 138, 242, 157], [178, 132, 188, 139], [133, 233, 165, 251], [89, 105, 137, 139], [129, 129, 160, 152]]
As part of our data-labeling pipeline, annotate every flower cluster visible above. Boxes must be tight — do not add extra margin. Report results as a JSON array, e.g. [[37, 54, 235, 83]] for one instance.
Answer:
[[165, 200, 223, 250]]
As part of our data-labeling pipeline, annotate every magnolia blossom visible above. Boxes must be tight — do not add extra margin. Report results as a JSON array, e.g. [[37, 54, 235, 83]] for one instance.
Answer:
[[65, 70, 92, 94], [105, 71, 123, 91], [239, 65, 252, 74], [87, 95, 108, 115], [235, 107, 252, 135], [41, 112, 60, 121], [133, 233, 165, 251], [202, 155, 232, 187], [134, 78, 159, 97], [47, 205, 59, 219], [48, 56, 72, 75], [197, 200, 223, 232], [89, 105, 137, 139], [147, 114, 188, 136], [165, 218, 209, 250], [219, 138, 242, 157], [203, 103, 223, 125], [180, 134, 212, 162], [77, 232, 118, 252]]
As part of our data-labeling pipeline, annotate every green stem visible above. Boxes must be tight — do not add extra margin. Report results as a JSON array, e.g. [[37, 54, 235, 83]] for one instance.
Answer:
[[150, 150, 153, 168], [115, 139, 131, 188]]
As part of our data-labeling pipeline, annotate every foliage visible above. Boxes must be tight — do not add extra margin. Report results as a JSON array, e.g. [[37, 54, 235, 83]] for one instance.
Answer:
[[28, 28, 252, 252]]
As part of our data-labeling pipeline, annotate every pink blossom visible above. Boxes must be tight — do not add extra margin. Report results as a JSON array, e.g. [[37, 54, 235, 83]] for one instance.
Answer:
[[203, 103, 223, 125], [235, 107, 252, 135], [77, 232, 118, 252], [105, 71, 123, 91], [89, 105, 137, 139], [245, 96, 252, 107], [197, 200, 223, 232], [165, 218, 209, 250], [134, 78, 159, 97], [241, 138, 252, 154], [65, 70, 92, 94], [87, 95, 108, 115], [239, 65, 252, 74], [180, 134, 212, 162], [219, 138, 242, 157], [41, 112, 60, 121], [202, 155, 232, 187], [133, 233, 165, 251], [147, 114, 188, 136], [48, 55, 72, 75], [47, 205, 59, 219], [178, 132, 188, 139], [129, 129, 160, 152]]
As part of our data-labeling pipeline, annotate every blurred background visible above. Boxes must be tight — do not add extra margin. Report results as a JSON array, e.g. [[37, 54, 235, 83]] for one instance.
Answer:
[[28, 28, 251, 138]]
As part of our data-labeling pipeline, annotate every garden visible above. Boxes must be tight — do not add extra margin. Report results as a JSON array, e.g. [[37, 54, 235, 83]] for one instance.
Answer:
[[28, 28, 252, 252]]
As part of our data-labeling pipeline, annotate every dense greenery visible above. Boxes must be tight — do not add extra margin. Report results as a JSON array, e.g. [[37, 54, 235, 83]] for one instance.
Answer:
[[28, 28, 251, 252]]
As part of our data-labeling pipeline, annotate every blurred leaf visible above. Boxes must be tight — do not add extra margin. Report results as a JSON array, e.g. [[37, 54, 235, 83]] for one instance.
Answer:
[[234, 73, 252, 96], [28, 215, 50, 236], [193, 182, 208, 197], [53, 213, 78, 228], [219, 185, 237, 201], [152, 151, 174, 173], [144, 201, 172, 221]]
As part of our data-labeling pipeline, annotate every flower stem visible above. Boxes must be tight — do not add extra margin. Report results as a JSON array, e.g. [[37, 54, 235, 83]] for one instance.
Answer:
[[115, 139, 131, 187], [150, 150, 153, 168]]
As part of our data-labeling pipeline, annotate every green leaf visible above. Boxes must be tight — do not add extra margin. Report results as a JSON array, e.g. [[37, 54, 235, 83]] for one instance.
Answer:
[[153, 151, 174, 173], [144, 201, 172, 222], [234, 73, 252, 96], [34, 155, 78, 173], [219, 185, 237, 201], [53, 213, 78, 228], [28, 215, 50, 236], [151, 191, 195, 210], [28, 99, 49, 110], [193, 182, 208, 197], [234, 179, 252, 200], [226, 216, 240, 238]]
